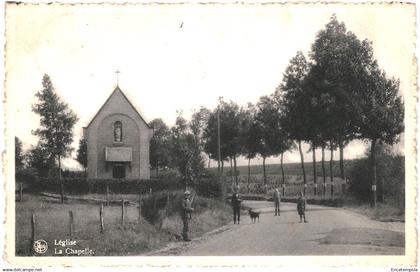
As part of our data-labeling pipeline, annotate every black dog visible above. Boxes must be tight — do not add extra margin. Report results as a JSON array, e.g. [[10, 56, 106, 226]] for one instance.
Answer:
[[248, 208, 260, 223]]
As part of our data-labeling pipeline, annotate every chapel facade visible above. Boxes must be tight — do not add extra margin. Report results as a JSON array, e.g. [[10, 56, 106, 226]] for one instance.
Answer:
[[83, 86, 153, 179]]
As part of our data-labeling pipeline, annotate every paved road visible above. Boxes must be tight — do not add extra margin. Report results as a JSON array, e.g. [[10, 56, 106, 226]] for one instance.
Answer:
[[150, 201, 404, 256]]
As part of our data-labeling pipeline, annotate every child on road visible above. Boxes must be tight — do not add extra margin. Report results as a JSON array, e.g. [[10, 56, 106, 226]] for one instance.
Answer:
[[297, 192, 308, 223]]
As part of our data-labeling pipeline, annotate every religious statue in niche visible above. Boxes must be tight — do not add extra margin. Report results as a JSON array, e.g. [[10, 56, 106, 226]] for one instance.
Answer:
[[114, 121, 122, 142]]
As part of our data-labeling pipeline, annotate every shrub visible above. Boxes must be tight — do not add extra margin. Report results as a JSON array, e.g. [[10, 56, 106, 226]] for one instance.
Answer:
[[140, 191, 173, 225], [30, 177, 184, 195], [193, 177, 223, 198], [348, 151, 404, 205], [15, 168, 39, 187]]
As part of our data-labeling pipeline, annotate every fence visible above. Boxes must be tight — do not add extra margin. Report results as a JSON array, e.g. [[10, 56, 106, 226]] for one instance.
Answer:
[[17, 197, 143, 256], [225, 174, 348, 199]]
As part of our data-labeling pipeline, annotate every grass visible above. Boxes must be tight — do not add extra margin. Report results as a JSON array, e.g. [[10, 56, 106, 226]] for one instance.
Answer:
[[16, 193, 232, 256], [342, 197, 404, 222], [160, 196, 232, 239]]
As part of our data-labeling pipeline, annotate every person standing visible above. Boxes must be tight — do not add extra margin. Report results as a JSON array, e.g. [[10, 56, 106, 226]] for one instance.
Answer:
[[273, 188, 281, 216], [181, 190, 194, 241], [297, 192, 308, 223], [231, 188, 242, 224]]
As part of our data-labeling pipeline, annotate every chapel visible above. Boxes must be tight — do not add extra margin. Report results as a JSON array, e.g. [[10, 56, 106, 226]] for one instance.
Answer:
[[83, 86, 153, 179]]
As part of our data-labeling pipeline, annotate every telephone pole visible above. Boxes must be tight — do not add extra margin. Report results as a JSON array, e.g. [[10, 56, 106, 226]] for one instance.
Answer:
[[217, 97, 224, 198]]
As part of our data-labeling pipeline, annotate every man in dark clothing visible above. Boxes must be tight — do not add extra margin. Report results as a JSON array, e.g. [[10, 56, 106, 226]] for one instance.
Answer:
[[273, 188, 281, 216], [231, 188, 242, 224], [181, 190, 194, 241], [297, 192, 308, 223]]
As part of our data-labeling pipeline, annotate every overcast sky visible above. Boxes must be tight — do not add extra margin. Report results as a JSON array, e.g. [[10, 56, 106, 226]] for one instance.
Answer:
[[6, 3, 413, 169]]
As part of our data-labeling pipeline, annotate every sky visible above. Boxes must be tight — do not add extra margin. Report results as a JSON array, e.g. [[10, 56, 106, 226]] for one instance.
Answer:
[[5, 3, 414, 170]]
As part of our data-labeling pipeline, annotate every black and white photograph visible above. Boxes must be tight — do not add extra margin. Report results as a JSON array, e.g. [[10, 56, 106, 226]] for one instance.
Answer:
[[3, 1, 417, 268]]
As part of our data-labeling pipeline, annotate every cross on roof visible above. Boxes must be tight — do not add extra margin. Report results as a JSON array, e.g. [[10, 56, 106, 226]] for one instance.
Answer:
[[115, 70, 120, 86]]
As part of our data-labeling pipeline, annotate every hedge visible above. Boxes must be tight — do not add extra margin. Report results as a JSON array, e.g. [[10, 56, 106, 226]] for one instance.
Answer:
[[28, 176, 222, 197], [31, 177, 184, 195]]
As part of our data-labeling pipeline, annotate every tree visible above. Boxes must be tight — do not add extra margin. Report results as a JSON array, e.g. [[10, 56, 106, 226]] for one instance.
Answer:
[[309, 15, 375, 180], [76, 137, 87, 174], [348, 144, 404, 206], [25, 143, 52, 177], [271, 93, 295, 191], [354, 65, 404, 207], [171, 112, 205, 187], [190, 107, 211, 167], [278, 51, 311, 194], [239, 103, 259, 191], [254, 95, 292, 185], [149, 118, 172, 175], [303, 63, 344, 196], [203, 99, 242, 180], [15, 137, 24, 170], [32, 74, 78, 203]]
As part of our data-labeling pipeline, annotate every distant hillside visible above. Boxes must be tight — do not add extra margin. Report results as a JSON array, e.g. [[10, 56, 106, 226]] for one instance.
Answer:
[[209, 160, 356, 178]]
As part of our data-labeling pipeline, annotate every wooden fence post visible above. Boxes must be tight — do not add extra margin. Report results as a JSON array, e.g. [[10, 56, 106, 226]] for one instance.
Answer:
[[30, 213, 35, 255], [60, 179, 65, 204], [121, 199, 125, 225], [106, 184, 110, 206], [100, 203, 104, 233], [68, 211, 74, 238], [19, 182, 23, 202]]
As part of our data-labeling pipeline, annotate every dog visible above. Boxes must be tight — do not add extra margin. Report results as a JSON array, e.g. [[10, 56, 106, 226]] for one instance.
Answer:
[[248, 208, 260, 223]]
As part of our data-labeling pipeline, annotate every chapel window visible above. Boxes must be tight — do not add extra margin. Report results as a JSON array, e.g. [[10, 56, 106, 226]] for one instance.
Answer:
[[114, 121, 122, 142]]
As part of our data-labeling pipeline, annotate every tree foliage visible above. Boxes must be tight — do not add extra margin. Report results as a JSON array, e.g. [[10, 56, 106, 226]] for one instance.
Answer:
[[149, 118, 172, 173], [32, 74, 79, 172], [170, 112, 205, 185], [25, 143, 52, 177], [76, 137, 87, 171], [15, 137, 24, 170]]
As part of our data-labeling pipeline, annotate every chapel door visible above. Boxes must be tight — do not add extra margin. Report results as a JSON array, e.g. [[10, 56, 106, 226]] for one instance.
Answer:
[[112, 164, 125, 179]]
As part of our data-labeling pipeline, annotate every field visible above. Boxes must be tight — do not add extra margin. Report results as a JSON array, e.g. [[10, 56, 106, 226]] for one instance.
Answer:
[[16, 193, 232, 256], [209, 160, 354, 178]]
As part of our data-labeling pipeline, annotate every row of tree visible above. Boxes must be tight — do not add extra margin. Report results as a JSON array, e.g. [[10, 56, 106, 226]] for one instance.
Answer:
[[15, 15, 403, 208], [148, 15, 404, 207]]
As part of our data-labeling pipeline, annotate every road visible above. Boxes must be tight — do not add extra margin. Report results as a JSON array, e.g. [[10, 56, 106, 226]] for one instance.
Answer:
[[149, 201, 404, 256]]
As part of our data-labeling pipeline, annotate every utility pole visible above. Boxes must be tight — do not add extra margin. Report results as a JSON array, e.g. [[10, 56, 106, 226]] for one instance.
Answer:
[[217, 97, 224, 198], [217, 109, 221, 175]]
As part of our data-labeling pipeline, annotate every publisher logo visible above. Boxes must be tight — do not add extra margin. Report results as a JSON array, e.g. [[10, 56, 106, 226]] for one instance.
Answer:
[[33, 240, 48, 254]]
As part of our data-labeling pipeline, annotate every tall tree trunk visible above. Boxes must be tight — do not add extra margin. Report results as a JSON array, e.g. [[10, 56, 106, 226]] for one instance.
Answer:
[[247, 157, 251, 193], [339, 140, 345, 180], [221, 160, 224, 174], [330, 143, 334, 199], [233, 155, 238, 185], [370, 139, 377, 208], [230, 157, 233, 184], [280, 153, 285, 196], [59, 155, 64, 204], [262, 156, 267, 185], [298, 140, 306, 195], [208, 154, 211, 169], [321, 145, 326, 197], [312, 142, 317, 196]]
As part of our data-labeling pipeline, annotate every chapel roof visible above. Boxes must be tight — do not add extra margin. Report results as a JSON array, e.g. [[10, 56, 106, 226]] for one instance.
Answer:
[[84, 86, 152, 129]]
